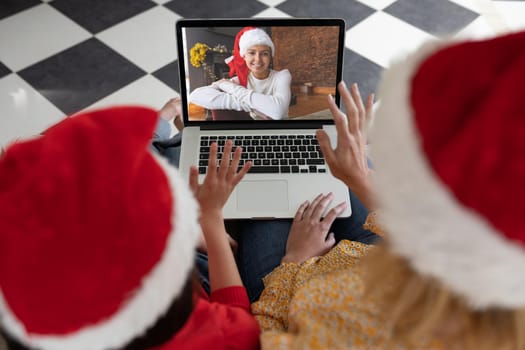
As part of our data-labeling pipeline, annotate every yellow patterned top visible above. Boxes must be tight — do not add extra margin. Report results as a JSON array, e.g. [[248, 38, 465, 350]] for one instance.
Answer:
[[251, 213, 442, 349]]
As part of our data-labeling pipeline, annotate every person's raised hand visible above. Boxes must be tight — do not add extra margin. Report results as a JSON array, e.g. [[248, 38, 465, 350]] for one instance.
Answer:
[[158, 97, 184, 131], [316, 82, 376, 210], [189, 140, 251, 220], [281, 193, 347, 264], [189, 141, 251, 291]]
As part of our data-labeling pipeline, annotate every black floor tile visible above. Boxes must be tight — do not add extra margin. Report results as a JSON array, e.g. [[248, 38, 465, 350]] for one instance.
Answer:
[[152, 60, 180, 94], [18, 38, 146, 115], [342, 49, 383, 107], [164, 0, 268, 18], [0, 0, 41, 20], [277, 0, 375, 29], [50, 0, 156, 34], [385, 0, 479, 36], [0, 61, 11, 79]]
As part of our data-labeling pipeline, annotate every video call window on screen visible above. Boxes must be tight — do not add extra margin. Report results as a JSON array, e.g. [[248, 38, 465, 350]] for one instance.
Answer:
[[181, 25, 341, 122]]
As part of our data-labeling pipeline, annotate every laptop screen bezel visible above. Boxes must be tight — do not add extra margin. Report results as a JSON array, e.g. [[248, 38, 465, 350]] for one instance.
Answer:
[[175, 18, 346, 130]]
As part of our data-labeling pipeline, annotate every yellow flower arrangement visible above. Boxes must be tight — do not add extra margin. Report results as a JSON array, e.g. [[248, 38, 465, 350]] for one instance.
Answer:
[[190, 42, 210, 68]]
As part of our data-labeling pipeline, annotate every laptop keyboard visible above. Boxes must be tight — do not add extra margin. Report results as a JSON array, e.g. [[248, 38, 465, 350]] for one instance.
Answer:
[[198, 134, 327, 174]]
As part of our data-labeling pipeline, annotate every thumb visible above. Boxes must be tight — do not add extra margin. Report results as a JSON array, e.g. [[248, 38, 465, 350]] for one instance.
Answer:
[[325, 232, 336, 249], [316, 130, 336, 164], [189, 166, 199, 195]]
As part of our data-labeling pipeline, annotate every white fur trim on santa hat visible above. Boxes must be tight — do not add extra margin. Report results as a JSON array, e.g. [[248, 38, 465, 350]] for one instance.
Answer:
[[371, 38, 525, 309], [239, 28, 275, 57], [0, 152, 200, 350]]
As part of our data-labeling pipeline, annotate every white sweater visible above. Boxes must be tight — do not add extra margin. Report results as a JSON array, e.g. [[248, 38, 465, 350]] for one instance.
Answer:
[[189, 69, 292, 120]]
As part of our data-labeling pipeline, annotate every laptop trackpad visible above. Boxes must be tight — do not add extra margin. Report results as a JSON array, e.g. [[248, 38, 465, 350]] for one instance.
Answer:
[[236, 180, 288, 212]]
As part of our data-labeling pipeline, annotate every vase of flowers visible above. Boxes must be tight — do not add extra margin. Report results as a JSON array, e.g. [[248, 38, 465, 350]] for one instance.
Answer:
[[190, 42, 229, 83], [190, 42, 209, 68]]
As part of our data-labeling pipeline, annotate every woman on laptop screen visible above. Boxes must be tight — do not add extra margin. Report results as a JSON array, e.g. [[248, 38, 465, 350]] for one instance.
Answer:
[[189, 27, 292, 121]]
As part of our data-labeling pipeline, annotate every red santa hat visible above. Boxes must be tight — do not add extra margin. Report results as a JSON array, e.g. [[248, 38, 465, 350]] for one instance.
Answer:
[[226, 27, 274, 87], [0, 106, 200, 349], [371, 30, 525, 309]]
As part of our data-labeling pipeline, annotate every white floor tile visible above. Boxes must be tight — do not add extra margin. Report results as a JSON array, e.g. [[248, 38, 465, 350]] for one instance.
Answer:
[[0, 4, 91, 72], [455, 15, 498, 39], [85, 75, 180, 136], [257, 0, 287, 7], [151, 0, 172, 4], [96, 6, 181, 74], [86, 75, 177, 112], [448, 0, 483, 13], [345, 11, 434, 67], [356, 0, 398, 10], [492, 1, 525, 32], [0, 74, 65, 149], [254, 7, 291, 18]]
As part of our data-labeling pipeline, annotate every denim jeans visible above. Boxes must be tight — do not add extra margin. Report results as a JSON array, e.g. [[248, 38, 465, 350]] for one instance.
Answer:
[[195, 251, 211, 295]]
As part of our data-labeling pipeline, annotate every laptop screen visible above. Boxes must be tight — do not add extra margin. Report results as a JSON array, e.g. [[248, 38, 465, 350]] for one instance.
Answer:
[[176, 18, 345, 126]]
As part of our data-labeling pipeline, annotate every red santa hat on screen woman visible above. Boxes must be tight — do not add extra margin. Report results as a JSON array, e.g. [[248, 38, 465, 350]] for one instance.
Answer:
[[371, 30, 525, 309], [0, 107, 200, 349], [225, 27, 275, 87]]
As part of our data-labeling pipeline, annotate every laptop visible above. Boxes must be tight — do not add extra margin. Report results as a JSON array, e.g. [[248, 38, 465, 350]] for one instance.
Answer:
[[176, 18, 352, 219]]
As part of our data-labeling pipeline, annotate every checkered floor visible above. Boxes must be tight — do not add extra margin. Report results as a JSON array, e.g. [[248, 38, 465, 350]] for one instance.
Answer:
[[1, 0, 525, 148]]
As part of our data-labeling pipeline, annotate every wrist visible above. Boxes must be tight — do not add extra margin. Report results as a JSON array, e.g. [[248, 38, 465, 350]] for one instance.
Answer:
[[345, 173, 377, 211], [281, 254, 305, 264], [200, 210, 224, 229], [351, 181, 377, 211]]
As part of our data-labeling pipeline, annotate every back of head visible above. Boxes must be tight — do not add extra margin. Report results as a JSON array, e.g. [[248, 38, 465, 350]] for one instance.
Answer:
[[0, 107, 200, 350], [367, 30, 525, 349]]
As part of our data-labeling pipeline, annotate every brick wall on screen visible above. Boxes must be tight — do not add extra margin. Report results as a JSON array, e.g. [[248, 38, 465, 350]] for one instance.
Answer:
[[271, 26, 339, 88]]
